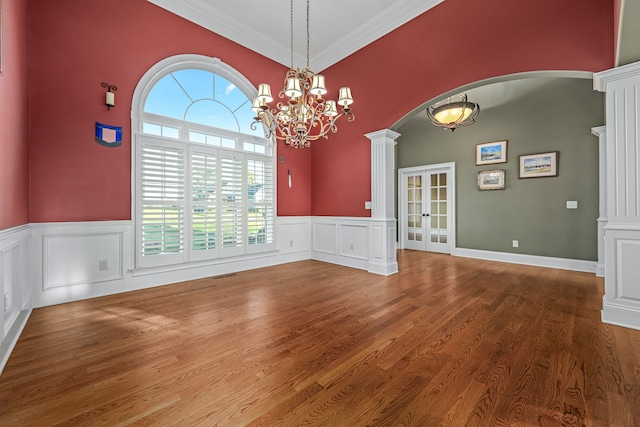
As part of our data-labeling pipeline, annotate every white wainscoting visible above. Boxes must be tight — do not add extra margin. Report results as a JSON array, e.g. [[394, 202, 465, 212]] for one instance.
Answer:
[[43, 232, 124, 289], [0, 225, 32, 375], [311, 217, 373, 272], [368, 219, 398, 275], [276, 216, 312, 259], [29, 218, 313, 308], [454, 248, 598, 273], [31, 222, 132, 308], [30, 217, 392, 308], [601, 226, 640, 330]]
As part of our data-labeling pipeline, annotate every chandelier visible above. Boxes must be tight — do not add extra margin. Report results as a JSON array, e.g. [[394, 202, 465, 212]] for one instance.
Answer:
[[426, 93, 480, 131], [251, 0, 354, 148]]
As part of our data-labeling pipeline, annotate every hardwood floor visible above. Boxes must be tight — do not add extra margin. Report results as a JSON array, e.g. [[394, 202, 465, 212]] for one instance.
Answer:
[[1, 250, 639, 426]]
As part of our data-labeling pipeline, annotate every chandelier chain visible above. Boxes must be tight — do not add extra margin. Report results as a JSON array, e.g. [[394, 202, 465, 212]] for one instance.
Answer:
[[306, 0, 310, 69], [290, 0, 294, 69]]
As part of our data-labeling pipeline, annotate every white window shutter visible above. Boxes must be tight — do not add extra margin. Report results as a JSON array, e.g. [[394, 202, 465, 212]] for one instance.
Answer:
[[219, 153, 244, 257], [138, 140, 186, 267], [191, 150, 218, 261], [247, 157, 275, 250]]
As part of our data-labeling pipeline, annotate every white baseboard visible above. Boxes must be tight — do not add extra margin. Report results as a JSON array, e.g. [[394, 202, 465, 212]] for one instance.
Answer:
[[0, 309, 32, 375], [312, 250, 370, 272], [602, 300, 640, 331], [368, 260, 398, 276], [454, 247, 597, 273]]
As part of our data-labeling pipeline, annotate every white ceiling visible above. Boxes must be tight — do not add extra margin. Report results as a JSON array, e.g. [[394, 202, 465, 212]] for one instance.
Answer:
[[147, 0, 444, 71]]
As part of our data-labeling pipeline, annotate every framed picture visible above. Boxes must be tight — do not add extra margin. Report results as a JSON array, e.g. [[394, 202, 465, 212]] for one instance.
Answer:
[[476, 140, 508, 165], [519, 151, 558, 178], [478, 169, 505, 190]]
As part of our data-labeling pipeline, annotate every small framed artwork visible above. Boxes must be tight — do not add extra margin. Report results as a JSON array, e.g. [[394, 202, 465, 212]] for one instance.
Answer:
[[519, 151, 559, 178], [476, 140, 508, 165], [478, 169, 505, 190]]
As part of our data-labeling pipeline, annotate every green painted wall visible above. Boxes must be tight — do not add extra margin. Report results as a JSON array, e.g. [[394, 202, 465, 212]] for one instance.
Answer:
[[396, 78, 604, 261]]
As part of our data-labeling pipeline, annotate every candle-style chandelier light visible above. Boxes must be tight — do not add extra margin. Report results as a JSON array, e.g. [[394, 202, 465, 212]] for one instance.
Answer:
[[251, 0, 354, 148]]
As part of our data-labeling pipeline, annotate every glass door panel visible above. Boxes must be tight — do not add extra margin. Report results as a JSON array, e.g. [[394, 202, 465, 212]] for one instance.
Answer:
[[426, 172, 450, 253], [405, 174, 423, 248]]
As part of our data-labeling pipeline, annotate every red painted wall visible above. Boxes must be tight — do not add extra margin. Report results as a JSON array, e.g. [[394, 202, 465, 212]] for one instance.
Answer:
[[277, 140, 312, 216], [0, 0, 29, 230], [28, 0, 307, 222], [27, 0, 615, 222], [312, 0, 615, 216]]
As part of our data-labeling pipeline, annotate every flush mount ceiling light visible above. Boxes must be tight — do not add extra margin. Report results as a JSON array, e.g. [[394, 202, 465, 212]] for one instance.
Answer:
[[251, 0, 354, 148], [426, 93, 480, 131]]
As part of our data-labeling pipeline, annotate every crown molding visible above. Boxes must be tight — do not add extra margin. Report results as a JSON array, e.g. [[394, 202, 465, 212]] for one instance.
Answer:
[[310, 0, 444, 71], [147, 0, 295, 66]]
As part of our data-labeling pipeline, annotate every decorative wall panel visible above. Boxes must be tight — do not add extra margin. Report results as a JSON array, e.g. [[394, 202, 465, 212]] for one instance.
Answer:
[[43, 233, 123, 289]]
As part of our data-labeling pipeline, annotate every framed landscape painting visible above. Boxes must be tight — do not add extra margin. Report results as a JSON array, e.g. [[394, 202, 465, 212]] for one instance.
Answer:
[[477, 169, 505, 190], [476, 140, 507, 165], [519, 151, 558, 178]]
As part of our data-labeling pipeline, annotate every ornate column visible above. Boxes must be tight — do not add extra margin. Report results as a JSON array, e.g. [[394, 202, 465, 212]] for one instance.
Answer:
[[594, 61, 640, 330], [365, 129, 400, 275], [591, 126, 607, 277]]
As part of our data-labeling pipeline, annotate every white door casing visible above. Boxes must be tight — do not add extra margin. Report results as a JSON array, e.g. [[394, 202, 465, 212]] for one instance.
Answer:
[[399, 163, 455, 254]]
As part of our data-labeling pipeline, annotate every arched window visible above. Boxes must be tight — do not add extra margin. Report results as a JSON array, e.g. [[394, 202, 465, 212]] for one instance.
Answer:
[[132, 55, 275, 268]]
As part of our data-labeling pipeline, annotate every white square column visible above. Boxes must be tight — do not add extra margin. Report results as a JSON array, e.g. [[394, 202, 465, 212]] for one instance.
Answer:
[[365, 129, 400, 275], [594, 61, 640, 330]]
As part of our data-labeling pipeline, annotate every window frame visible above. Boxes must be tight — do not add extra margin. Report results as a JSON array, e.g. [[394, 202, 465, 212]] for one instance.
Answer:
[[131, 55, 276, 269]]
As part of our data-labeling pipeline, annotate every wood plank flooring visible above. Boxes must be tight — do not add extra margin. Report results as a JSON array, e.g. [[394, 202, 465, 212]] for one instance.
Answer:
[[1, 250, 639, 426]]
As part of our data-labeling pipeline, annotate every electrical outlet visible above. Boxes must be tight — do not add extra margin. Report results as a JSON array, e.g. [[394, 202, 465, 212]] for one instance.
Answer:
[[4, 292, 8, 311], [350, 243, 354, 250], [512, 240, 519, 248], [566, 200, 578, 209], [289, 240, 293, 247], [99, 259, 109, 271], [365, 201, 372, 209]]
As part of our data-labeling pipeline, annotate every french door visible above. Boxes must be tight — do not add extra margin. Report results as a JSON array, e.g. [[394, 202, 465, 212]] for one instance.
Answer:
[[399, 163, 455, 254]]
